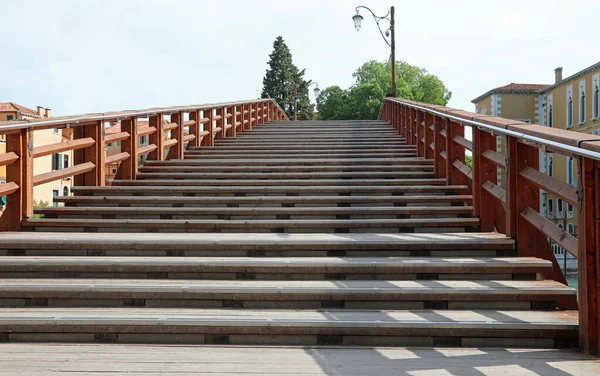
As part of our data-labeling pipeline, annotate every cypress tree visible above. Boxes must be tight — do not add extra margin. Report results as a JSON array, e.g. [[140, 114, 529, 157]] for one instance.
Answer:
[[261, 36, 314, 120]]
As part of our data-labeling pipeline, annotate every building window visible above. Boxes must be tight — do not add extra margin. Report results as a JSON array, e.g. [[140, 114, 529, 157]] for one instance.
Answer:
[[567, 223, 575, 235], [547, 154, 553, 177], [557, 199, 563, 218], [594, 85, 600, 119], [6, 115, 13, 121], [52, 189, 59, 207], [117, 141, 121, 147], [567, 203, 574, 219], [567, 96, 573, 128], [548, 105, 553, 127], [580, 91, 586, 124], [547, 199, 554, 217], [107, 143, 113, 147], [52, 154, 62, 171], [63, 154, 69, 169], [62, 186, 69, 196], [139, 135, 147, 145], [53, 128, 59, 134], [567, 157, 575, 186]]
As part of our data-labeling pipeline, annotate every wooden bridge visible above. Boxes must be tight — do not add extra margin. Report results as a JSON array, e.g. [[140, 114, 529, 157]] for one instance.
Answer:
[[1, 96, 600, 364]]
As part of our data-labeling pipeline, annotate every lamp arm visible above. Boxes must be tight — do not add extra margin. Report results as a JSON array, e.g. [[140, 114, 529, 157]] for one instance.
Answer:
[[355, 5, 391, 47]]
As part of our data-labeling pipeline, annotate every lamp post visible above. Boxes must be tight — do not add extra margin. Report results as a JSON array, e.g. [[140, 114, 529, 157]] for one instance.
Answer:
[[293, 82, 321, 121], [352, 5, 396, 97]]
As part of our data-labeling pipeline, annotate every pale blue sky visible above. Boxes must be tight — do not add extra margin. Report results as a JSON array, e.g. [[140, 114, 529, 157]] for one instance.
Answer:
[[1, 0, 598, 117]]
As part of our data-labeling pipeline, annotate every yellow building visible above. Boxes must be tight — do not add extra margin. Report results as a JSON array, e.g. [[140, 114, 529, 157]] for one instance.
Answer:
[[0, 103, 72, 207], [472, 62, 600, 240]]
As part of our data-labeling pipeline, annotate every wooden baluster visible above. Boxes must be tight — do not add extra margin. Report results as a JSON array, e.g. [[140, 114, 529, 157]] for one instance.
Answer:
[[434, 116, 446, 181], [149, 114, 164, 160], [115, 117, 138, 180], [447, 120, 468, 187], [215, 107, 225, 140], [404, 105, 408, 138], [579, 156, 600, 354], [1, 128, 33, 231], [504, 136, 518, 238], [203, 109, 214, 147], [231, 106, 237, 138], [473, 128, 497, 230], [81, 121, 105, 186], [239, 105, 246, 133], [417, 111, 425, 157], [188, 110, 201, 147], [248, 104, 255, 130], [168, 111, 184, 159]]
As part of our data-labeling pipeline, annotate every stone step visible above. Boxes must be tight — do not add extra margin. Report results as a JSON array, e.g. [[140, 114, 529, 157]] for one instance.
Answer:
[[0, 307, 577, 347], [177, 157, 425, 166], [0, 279, 574, 310], [183, 152, 418, 159], [134, 170, 435, 179], [186, 147, 417, 154], [21, 217, 480, 233], [120, 179, 445, 187], [71, 185, 467, 196], [190, 145, 414, 151], [0, 256, 547, 280], [54, 194, 472, 207], [35, 205, 473, 220], [141, 161, 434, 170], [213, 141, 408, 146], [0, 232, 513, 257]]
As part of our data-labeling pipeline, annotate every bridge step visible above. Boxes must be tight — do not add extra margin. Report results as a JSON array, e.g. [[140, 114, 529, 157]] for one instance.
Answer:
[[0, 279, 574, 310], [0, 308, 577, 348], [134, 171, 435, 179], [22, 217, 480, 233], [118, 179, 445, 187], [0, 256, 546, 279]]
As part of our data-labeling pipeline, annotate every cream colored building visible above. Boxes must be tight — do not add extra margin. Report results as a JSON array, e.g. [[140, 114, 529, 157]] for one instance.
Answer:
[[472, 62, 600, 243], [0, 103, 72, 207]]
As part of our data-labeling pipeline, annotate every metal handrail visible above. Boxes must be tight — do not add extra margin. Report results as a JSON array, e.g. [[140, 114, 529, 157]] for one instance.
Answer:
[[386, 97, 600, 161], [0, 98, 274, 132]]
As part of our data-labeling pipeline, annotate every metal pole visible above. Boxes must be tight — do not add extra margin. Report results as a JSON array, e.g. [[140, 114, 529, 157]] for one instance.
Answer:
[[390, 6, 396, 97], [294, 85, 298, 121]]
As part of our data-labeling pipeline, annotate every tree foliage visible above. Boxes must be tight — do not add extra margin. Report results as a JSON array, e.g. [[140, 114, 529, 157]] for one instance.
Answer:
[[317, 60, 452, 120], [261, 36, 314, 120]]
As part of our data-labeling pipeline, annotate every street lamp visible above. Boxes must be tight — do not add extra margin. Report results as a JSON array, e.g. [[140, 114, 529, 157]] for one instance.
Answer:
[[352, 5, 396, 97], [292, 81, 320, 121]]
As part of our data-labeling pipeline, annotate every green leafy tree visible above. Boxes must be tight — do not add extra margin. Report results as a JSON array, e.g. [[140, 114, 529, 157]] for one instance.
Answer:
[[261, 36, 314, 120], [318, 60, 451, 120]]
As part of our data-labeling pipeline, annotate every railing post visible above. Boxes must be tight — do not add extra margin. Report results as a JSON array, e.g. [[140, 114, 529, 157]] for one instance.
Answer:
[[578, 156, 600, 354], [447, 120, 468, 187], [473, 128, 497, 231], [403, 105, 408, 138], [215, 107, 225, 140], [81, 121, 105, 186], [116, 118, 138, 180], [188, 110, 201, 147], [1, 128, 33, 231], [433, 115, 445, 180], [203, 109, 214, 147], [416, 110, 424, 157], [168, 111, 184, 159], [149, 114, 164, 160]]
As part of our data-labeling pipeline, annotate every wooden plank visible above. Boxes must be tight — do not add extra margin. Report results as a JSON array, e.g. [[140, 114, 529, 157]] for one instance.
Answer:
[[0, 181, 19, 197], [482, 148, 506, 168], [453, 159, 472, 179], [148, 114, 164, 161], [32, 137, 95, 158], [183, 134, 196, 142], [520, 206, 578, 257], [163, 123, 178, 131], [440, 129, 447, 137], [105, 131, 129, 144], [578, 157, 600, 354], [137, 144, 157, 155], [105, 152, 130, 165], [0, 151, 18, 167], [163, 138, 178, 148], [482, 180, 506, 204], [520, 166, 578, 205], [182, 120, 196, 127], [137, 126, 157, 138], [440, 150, 447, 160], [33, 162, 95, 186], [453, 135, 473, 151]]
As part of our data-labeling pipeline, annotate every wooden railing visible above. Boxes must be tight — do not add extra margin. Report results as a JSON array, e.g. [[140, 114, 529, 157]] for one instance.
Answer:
[[381, 97, 600, 354], [0, 98, 287, 231]]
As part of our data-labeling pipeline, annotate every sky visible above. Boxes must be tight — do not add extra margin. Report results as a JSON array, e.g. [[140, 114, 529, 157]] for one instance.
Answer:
[[1, 0, 599, 117]]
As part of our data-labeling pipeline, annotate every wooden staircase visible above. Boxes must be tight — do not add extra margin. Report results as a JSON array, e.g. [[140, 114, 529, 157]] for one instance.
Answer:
[[0, 120, 577, 347]]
